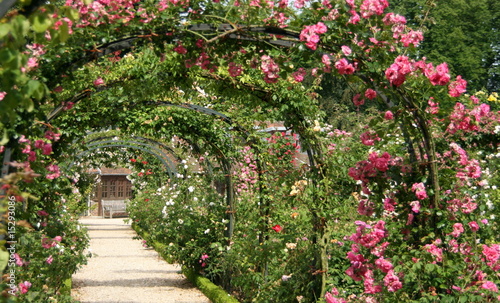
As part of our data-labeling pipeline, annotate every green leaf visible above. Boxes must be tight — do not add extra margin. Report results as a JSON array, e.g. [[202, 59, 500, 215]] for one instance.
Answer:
[[0, 24, 10, 39], [11, 15, 29, 41], [26, 80, 45, 101], [424, 263, 435, 272], [55, 22, 70, 43], [0, 127, 8, 145], [459, 296, 469, 303], [0, 48, 16, 65], [0, 250, 8, 272], [31, 14, 53, 33]]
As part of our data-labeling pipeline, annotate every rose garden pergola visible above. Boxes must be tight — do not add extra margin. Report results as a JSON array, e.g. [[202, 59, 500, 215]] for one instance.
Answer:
[[1, 1, 499, 302]]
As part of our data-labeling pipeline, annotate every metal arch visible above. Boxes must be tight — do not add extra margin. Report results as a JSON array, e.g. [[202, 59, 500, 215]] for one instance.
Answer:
[[83, 131, 218, 178], [47, 93, 249, 137], [86, 140, 177, 173], [129, 134, 217, 177], [60, 24, 299, 73], [87, 135, 182, 163], [68, 143, 176, 177], [140, 101, 232, 124], [85, 139, 177, 174]]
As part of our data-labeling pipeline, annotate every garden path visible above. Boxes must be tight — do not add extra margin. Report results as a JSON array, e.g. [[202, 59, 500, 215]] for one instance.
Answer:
[[72, 217, 211, 303]]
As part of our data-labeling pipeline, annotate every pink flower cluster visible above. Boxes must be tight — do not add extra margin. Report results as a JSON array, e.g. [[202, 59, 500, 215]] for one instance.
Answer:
[[482, 244, 500, 271], [385, 55, 412, 87], [173, 44, 188, 55], [384, 56, 465, 89], [263, 11, 289, 28], [292, 68, 307, 82], [334, 58, 356, 75], [234, 146, 258, 193], [448, 75, 467, 97], [400, 30, 424, 47], [426, 97, 439, 114], [94, 77, 105, 86], [359, 131, 381, 146], [446, 142, 482, 183], [346, 221, 402, 293], [352, 94, 364, 107], [294, 0, 307, 8], [365, 88, 377, 100], [423, 242, 443, 262], [19, 131, 60, 164], [446, 196, 477, 214], [199, 253, 209, 267], [228, 62, 243, 77], [327, 129, 352, 137], [422, 62, 451, 86], [299, 22, 328, 50], [449, 223, 464, 238], [360, 0, 389, 19], [381, 12, 408, 43], [66, 0, 142, 28], [349, 152, 391, 182], [42, 235, 62, 249], [46, 164, 61, 180], [260, 55, 280, 83], [447, 102, 491, 134], [348, 152, 393, 197], [325, 288, 346, 303], [14, 253, 25, 266], [18, 281, 31, 294], [383, 12, 406, 26], [349, 220, 387, 249], [411, 182, 427, 200]]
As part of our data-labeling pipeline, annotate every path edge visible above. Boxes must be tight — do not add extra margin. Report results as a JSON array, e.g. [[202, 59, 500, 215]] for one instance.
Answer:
[[131, 223, 240, 303]]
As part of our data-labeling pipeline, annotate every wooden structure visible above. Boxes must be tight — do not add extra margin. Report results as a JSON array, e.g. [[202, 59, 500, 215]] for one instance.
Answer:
[[89, 168, 133, 217]]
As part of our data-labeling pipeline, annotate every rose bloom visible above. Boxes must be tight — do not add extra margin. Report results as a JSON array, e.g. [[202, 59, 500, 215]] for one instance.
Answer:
[[272, 224, 283, 232], [468, 221, 479, 232]]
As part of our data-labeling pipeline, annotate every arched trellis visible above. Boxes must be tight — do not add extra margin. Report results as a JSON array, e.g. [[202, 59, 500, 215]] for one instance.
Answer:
[[0, 16, 323, 292], [74, 133, 221, 181], [48, 96, 246, 238], [0, 22, 319, 244], [66, 140, 178, 177], [85, 135, 183, 168], [2, 4, 485, 301], [47, 24, 299, 84]]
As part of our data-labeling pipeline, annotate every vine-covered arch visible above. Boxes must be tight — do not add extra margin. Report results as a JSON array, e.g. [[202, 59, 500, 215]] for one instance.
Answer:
[[1, 1, 499, 302], [68, 140, 178, 177]]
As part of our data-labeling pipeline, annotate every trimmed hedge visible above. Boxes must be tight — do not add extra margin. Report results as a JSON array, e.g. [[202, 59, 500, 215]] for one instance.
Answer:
[[183, 268, 240, 303]]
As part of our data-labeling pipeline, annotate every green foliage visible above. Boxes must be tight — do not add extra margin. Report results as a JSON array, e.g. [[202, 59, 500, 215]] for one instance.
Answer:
[[390, 0, 500, 91]]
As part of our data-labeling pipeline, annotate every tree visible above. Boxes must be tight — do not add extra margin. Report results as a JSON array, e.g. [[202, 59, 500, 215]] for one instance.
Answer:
[[390, 0, 500, 92]]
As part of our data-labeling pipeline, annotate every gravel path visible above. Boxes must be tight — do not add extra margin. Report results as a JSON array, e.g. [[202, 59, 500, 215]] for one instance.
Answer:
[[72, 217, 211, 303]]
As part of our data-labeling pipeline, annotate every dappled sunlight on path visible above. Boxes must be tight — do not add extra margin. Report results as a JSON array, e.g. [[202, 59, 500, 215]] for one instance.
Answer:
[[72, 218, 211, 303]]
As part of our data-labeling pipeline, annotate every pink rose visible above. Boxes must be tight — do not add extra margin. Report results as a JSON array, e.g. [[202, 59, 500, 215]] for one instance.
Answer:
[[384, 111, 394, 120], [18, 281, 31, 294], [341, 45, 352, 56], [468, 221, 479, 232], [93, 77, 104, 86]]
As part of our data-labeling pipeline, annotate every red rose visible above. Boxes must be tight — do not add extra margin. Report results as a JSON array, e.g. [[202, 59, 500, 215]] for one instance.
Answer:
[[272, 224, 283, 233]]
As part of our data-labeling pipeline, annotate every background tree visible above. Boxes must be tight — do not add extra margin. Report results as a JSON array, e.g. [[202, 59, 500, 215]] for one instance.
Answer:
[[390, 0, 500, 92]]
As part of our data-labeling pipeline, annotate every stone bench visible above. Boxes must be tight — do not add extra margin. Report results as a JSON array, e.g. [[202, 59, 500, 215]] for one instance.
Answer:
[[102, 201, 128, 218]]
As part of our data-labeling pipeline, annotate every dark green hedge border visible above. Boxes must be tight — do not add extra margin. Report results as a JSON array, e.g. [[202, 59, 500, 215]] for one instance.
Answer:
[[131, 223, 239, 303]]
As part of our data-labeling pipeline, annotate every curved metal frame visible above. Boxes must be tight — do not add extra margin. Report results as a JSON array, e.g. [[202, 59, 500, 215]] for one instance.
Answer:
[[70, 143, 175, 177]]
